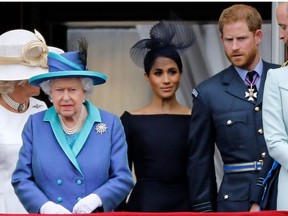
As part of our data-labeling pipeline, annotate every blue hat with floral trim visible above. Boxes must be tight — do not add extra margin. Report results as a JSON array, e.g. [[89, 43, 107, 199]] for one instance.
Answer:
[[29, 51, 107, 86]]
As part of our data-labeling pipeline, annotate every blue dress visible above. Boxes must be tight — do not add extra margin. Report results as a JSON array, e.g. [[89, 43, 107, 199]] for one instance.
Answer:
[[121, 111, 191, 212]]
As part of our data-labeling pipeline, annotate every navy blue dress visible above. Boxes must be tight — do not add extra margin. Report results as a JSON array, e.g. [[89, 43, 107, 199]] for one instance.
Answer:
[[120, 111, 191, 212]]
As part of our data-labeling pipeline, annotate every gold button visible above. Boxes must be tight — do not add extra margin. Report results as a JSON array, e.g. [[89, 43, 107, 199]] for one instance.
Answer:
[[258, 129, 263, 134], [224, 195, 229, 200], [227, 120, 232, 125], [255, 107, 260, 112], [259, 159, 264, 165]]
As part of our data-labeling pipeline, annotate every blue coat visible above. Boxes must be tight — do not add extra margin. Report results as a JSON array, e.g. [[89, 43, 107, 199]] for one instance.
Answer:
[[187, 61, 279, 212], [12, 101, 134, 213]]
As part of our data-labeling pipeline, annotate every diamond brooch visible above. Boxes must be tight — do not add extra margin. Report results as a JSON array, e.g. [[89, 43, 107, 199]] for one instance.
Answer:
[[95, 123, 108, 134]]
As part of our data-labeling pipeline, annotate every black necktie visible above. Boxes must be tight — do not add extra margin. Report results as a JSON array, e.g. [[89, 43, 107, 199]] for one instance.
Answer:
[[247, 71, 256, 83]]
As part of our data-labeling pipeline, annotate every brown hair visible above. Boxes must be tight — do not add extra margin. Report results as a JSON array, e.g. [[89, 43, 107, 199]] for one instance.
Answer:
[[218, 4, 262, 34]]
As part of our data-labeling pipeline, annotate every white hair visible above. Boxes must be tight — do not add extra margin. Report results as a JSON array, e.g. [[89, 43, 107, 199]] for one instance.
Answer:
[[40, 77, 94, 97]]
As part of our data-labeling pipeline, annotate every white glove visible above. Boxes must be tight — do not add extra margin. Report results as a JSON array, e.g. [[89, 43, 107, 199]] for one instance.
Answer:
[[40, 201, 72, 214], [72, 193, 102, 214]]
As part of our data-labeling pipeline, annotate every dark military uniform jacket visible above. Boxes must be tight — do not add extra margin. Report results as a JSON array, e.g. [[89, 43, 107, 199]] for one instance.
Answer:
[[187, 60, 279, 212]]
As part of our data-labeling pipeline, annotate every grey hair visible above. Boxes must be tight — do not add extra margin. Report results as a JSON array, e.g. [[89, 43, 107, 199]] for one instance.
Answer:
[[40, 77, 94, 97]]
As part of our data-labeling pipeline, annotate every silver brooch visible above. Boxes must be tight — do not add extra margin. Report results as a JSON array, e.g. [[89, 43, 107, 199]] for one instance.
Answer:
[[32, 104, 44, 109], [95, 123, 108, 134]]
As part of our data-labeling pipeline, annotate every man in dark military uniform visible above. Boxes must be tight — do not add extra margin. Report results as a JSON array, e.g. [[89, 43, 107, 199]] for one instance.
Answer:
[[187, 4, 280, 212]]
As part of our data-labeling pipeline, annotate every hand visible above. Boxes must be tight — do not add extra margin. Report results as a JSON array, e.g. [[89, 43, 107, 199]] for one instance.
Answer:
[[72, 193, 102, 214], [250, 202, 261, 212], [40, 201, 72, 214]]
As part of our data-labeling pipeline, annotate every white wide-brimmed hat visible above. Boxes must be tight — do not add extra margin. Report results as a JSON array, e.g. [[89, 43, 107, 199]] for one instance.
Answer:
[[0, 29, 64, 81]]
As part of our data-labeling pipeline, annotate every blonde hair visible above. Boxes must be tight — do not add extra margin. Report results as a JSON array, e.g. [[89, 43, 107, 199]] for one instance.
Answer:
[[0, 80, 26, 94]]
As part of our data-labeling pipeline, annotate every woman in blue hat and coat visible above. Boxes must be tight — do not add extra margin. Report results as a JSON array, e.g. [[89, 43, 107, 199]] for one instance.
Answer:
[[12, 42, 134, 214]]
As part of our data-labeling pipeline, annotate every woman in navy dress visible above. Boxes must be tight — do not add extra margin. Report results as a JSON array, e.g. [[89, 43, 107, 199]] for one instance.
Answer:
[[120, 20, 195, 212]]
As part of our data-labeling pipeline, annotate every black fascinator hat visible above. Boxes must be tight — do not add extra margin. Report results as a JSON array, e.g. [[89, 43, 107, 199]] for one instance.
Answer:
[[130, 19, 196, 69]]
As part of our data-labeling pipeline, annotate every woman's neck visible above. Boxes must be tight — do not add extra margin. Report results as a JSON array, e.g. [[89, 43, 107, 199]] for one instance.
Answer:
[[0, 92, 29, 113], [134, 96, 191, 115]]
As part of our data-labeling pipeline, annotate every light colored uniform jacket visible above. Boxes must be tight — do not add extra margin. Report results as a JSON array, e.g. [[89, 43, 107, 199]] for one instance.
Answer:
[[263, 66, 288, 210]]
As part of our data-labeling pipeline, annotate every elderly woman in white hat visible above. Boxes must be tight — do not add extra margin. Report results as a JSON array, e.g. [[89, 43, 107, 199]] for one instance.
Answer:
[[0, 29, 63, 213], [12, 41, 134, 214]]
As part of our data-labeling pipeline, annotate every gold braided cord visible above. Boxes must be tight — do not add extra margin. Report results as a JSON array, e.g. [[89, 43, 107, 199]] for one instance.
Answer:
[[0, 30, 48, 68], [281, 60, 288, 67]]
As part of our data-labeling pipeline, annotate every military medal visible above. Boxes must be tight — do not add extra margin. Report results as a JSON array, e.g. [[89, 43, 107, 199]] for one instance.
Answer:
[[245, 85, 257, 101], [244, 71, 259, 102]]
